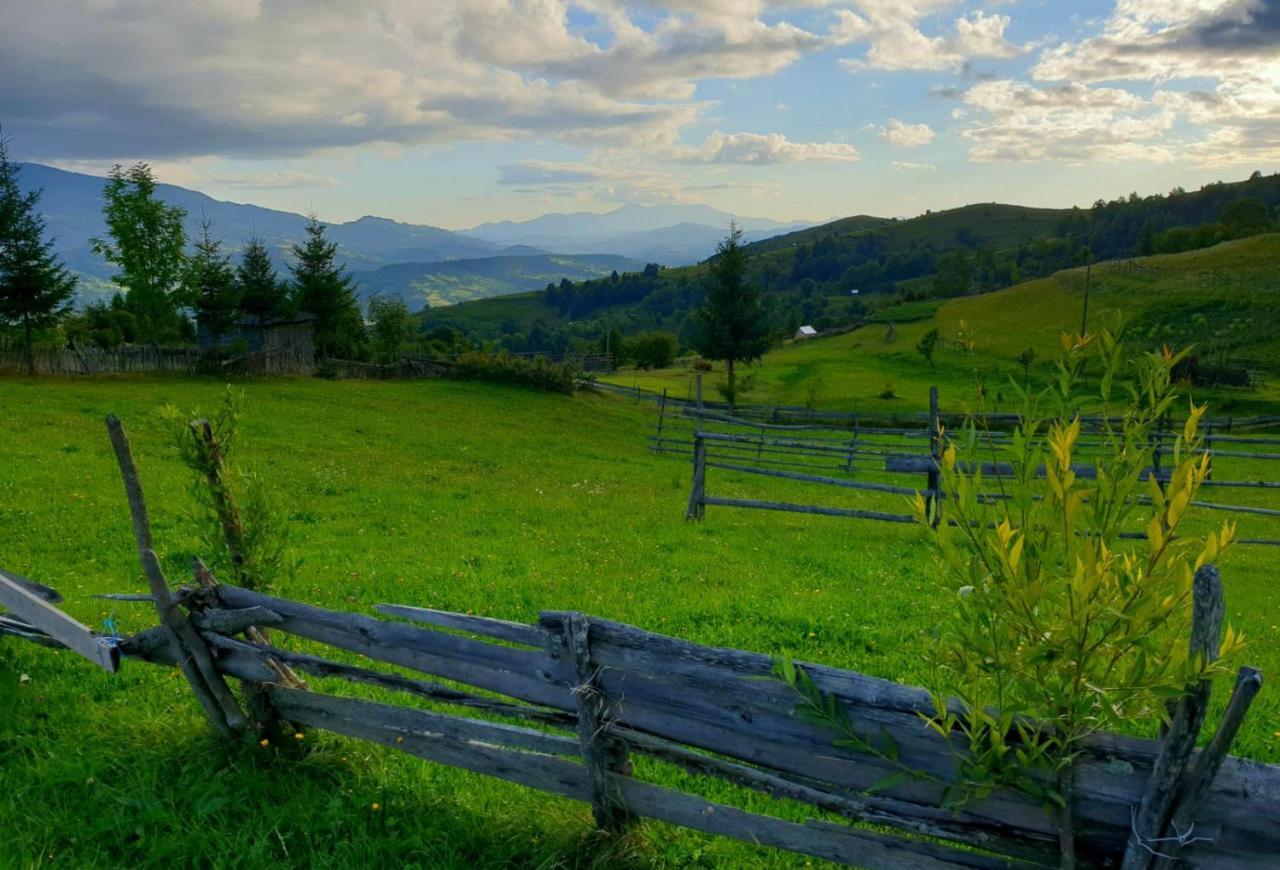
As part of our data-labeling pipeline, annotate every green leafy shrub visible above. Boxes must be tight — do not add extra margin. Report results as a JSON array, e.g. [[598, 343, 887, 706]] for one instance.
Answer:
[[913, 332, 1241, 847], [450, 351, 577, 394], [778, 332, 1244, 862], [157, 387, 293, 591]]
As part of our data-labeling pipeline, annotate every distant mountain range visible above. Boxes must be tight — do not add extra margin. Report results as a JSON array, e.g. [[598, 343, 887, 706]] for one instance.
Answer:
[[15, 163, 820, 307], [462, 203, 815, 263], [351, 253, 643, 309]]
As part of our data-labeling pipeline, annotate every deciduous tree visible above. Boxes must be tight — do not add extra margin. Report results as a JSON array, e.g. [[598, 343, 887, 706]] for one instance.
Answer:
[[91, 163, 188, 343]]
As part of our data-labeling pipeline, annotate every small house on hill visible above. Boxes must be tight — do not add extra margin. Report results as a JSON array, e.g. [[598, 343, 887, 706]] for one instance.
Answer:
[[794, 325, 818, 340]]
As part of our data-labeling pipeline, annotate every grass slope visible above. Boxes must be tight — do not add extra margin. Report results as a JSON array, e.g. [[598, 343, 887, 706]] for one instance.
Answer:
[[607, 233, 1280, 415], [0, 376, 1276, 867]]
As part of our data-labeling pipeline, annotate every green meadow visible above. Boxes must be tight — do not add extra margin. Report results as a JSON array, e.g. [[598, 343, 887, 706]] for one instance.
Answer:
[[604, 233, 1280, 415], [1, 375, 1278, 867]]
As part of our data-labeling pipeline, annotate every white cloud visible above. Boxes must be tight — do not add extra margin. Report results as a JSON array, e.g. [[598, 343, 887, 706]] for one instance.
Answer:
[[0, 0, 841, 161], [891, 160, 937, 170], [1027, 0, 1280, 166], [836, 4, 1027, 72], [879, 118, 936, 147], [959, 80, 1176, 163], [677, 131, 860, 164]]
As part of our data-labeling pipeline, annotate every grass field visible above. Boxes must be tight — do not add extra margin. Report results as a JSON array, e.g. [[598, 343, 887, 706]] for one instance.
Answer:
[[605, 234, 1280, 415], [2, 375, 1278, 868]]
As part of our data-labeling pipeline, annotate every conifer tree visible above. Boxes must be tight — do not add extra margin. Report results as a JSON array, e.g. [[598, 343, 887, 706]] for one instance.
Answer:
[[692, 221, 769, 405], [184, 220, 240, 349], [290, 217, 366, 360], [289, 215, 365, 359], [0, 131, 76, 373], [236, 236, 291, 323]]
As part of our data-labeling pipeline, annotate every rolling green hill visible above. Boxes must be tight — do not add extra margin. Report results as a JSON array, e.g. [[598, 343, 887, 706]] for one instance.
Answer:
[[351, 253, 643, 309], [604, 232, 1280, 415], [424, 171, 1280, 354]]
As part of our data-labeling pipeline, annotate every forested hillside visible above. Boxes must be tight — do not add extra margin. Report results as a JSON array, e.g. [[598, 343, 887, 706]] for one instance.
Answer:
[[422, 172, 1280, 358]]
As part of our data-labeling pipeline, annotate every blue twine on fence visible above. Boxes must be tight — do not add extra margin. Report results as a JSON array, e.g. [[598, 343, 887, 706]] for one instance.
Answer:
[[102, 613, 120, 647]]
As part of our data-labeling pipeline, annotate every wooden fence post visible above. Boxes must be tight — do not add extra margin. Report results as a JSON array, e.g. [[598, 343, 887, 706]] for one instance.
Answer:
[[695, 371, 704, 412], [1204, 421, 1214, 480], [844, 415, 859, 473], [927, 386, 941, 528], [564, 613, 633, 833], [686, 434, 707, 521], [105, 414, 248, 737], [1121, 564, 1225, 870], [652, 388, 668, 453]]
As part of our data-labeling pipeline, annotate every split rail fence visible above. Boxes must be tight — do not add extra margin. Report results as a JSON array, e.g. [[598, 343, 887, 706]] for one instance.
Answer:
[[1, 415, 1278, 867], [643, 384, 1280, 545]]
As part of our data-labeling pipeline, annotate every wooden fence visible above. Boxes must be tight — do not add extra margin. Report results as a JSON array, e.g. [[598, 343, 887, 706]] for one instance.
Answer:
[[1, 415, 1278, 867], [658, 386, 1280, 545], [0, 341, 317, 376]]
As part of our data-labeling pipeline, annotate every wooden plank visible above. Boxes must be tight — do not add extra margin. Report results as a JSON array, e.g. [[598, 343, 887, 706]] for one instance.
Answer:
[[615, 725, 1057, 864], [0, 569, 62, 603], [265, 686, 578, 757], [704, 461, 921, 495], [374, 604, 547, 648], [217, 585, 575, 710], [886, 455, 1100, 480], [123, 626, 574, 730], [701, 497, 917, 524], [0, 568, 119, 672], [535, 611, 1280, 867], [269, 686, 1020, 869]]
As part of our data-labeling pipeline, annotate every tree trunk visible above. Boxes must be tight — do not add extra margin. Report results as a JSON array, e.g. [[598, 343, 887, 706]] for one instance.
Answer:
[[726, 357, 736, 412], [23, 316, 35, 376]]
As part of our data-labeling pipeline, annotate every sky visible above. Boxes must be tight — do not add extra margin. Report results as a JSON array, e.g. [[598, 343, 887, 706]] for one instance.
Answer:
[[3, 0, 1279, 229]]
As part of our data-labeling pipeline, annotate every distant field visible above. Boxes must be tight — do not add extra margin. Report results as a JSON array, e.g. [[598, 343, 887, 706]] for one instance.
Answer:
[[1, 376, 1278, 867], [606, 233, 1280, 415]]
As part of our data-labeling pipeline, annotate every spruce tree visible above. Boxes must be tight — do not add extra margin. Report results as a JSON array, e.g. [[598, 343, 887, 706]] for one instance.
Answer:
[[184, 220, 240, 349], [692, 221, 769, 406], [90, 163, 187, 343], [0, 131, 77, 373], [289, 215, 365, 359], [236, 236, 290, 323]]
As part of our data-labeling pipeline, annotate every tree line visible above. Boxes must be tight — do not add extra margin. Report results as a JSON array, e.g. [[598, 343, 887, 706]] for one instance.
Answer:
[[0, 134, 417, 371]]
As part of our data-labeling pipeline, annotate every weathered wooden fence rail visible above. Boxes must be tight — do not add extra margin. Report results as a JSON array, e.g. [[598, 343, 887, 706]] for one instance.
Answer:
[[664, 386, 1280, 543], [4, 562, 1276, 867], [2, 415, 1277, 867]]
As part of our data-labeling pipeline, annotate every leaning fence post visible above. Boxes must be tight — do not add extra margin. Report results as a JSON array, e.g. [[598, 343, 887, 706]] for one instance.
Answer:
[[1121, 564, 1224, 870], [652, 388, 668, 453], [564, 613, 633, 833], [105, 414, 248, 737], [927, 386, 941, 528], [686, 433, 707, 521], [1151, 665, 1264, 869]]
